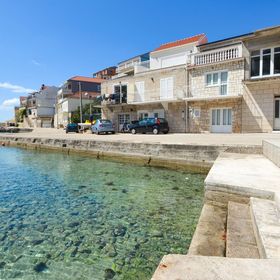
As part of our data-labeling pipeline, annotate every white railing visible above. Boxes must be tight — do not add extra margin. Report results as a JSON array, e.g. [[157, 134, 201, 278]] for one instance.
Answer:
[[117, 59, 141, 73], [191, 45, 243, 66], [134, 60, 150, 74]]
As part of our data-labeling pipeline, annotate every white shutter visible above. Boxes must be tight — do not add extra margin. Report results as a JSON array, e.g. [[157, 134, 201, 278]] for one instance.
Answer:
[[135, 81, 144, 102], [160, 77, 173, 100], [160, 79, 167, 99], [167, 77, 173, 99]]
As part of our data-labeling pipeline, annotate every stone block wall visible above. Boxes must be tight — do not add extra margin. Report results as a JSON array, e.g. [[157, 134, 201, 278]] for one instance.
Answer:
[[188, 98, 242, 133], [189, 60, 244, 98], [242, 81, 280, 132]]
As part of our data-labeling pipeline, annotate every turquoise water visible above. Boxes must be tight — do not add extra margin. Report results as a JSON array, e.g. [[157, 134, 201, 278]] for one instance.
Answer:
[[0, 147, 204, 280]]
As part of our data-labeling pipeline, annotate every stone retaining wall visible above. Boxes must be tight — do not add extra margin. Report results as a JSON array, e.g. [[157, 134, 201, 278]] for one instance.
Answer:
[[0, 135, 262, 173]]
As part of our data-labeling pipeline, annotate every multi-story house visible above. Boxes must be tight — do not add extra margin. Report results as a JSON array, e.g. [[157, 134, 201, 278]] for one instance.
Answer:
[[26, 84, 59, 128], [101, 34, 207, 132], [93, 66, 117, 80], [187, 25, 280, 133], [55, 76, 103, 128]]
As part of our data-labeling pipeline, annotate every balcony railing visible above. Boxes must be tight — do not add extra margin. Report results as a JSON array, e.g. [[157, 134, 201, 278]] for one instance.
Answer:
[[191, 45, 243, 66], [102, 93, 127, 105], [117, 60, 141, 74], [134, 60, 150, 74]]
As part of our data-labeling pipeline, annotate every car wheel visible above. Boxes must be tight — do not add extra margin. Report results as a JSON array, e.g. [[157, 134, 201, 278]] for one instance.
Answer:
[[131, 128, 136, 134], [153, 128, 159, 134], [163, 130, 169, 134], [112, 131, 115, 134], [66, 131, 68, 134]]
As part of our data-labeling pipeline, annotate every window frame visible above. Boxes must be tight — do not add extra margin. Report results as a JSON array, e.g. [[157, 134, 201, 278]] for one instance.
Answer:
[[250, 46, 280, 78], [205, 70, 228, 95]]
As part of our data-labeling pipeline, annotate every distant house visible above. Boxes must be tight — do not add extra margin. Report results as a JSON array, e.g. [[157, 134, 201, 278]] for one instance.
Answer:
[[55, 76, 104, 128], [25, 84, 59, 128], [93, 66, 117, 80]]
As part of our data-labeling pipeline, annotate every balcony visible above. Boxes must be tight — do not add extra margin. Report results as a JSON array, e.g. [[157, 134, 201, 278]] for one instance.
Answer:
[[117, 60, 140, 74], [191, 45, 243, 66], [57, 88, 72, 97], [102, 93, 127, 106], [134, 60, 150, 74]]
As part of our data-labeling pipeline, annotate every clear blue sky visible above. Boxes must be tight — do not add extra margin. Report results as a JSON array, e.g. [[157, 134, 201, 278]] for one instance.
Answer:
[[0, 0, 280, 121]]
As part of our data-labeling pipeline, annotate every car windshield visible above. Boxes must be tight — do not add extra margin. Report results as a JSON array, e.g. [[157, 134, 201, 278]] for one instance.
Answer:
[[100, 120, 112, 124], [68, 124, 77, 127]]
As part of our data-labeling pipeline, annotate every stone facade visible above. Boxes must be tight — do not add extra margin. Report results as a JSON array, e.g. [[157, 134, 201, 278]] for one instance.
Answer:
[[189, 59, 244, 98], [188, 98, 242, 133], [101, 65, 188, 132], [242, 79, 280, 132]]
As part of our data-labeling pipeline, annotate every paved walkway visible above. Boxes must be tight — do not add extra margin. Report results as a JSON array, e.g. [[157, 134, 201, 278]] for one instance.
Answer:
[[1, 128, 280, 146]]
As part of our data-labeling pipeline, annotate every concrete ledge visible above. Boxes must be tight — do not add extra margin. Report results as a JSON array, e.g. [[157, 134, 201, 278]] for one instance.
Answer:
[[263, 139, 280, 168], [250, 197, 280, 258], [188, 204, 227, 257], [151, 255, 280, 280], [205, 153, 280, 205]]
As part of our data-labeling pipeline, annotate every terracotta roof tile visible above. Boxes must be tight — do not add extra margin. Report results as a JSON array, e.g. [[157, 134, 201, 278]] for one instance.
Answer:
[[153, 34, 207, 52], [69, 76, 105, 83]]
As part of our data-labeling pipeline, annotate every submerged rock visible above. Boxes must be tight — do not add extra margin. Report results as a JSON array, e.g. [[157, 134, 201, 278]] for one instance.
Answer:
[[105, 181, 114, 186], [68, 221, 80, 228], [33, 262, 48, 273], [104, 268, 115, 279], [113, 225, 126, 237], [0, 261, 6, 269]]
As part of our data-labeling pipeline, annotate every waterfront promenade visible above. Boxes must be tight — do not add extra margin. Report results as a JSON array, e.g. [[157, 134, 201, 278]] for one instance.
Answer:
[[2, 128, 280, 146]]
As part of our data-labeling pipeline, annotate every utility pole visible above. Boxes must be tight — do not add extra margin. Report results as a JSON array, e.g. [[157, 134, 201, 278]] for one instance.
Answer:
[[79, 82, 83, 123]]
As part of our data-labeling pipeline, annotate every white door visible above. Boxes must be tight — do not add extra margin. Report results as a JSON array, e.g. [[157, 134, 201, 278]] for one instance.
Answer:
[[211, 108, 232, 133], [274, 98, 280, 130]]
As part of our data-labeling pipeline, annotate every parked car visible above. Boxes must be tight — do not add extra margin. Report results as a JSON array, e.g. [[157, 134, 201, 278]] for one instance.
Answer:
[[120, 120, 139, 133], [91, 119, 115, 135], [129, 118, 169, 134], [66, 123, 79, 133]]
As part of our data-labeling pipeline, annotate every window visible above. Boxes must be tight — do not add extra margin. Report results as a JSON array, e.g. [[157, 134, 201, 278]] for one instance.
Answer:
[[251, 47, 280, 77], [262, 49, 271, 76], [160, 77, 173, 99], [97, 85, 101, 92], [206, 71, 228, 95], [275, 100, 280, 119], [274, 47, 280, 74], [212, 108, 232, 126]]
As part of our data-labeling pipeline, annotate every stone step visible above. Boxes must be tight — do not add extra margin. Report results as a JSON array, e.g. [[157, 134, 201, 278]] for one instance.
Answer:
[[187, 203, 227, 257], [204, 153, 280, 206], [263, 139, 280, 168], [151, 255, 280, 280], [250, 197, 280, 258], [226, 201, 259, 258]]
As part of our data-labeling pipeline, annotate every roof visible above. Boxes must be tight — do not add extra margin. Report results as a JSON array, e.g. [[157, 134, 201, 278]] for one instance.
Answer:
[[198, 24, 280, 49], [69, 76, 105, 83], [198, 32, 254, 48], [153, 33, 207, 52], [118, 52, 150, 65], [93, 66, 117, 75]]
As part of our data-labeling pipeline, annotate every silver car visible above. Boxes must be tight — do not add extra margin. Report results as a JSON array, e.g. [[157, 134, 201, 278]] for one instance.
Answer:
[[91, 119, 115, 135]]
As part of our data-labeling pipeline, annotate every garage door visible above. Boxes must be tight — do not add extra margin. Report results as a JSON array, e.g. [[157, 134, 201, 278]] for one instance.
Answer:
[[211, 108, 232, 133]]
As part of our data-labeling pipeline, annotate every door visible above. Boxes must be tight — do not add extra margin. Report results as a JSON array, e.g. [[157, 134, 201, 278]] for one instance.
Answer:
[[211, 108, 232, 133], [274, 98, 280, 130], [118, 114, 130, 132]]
